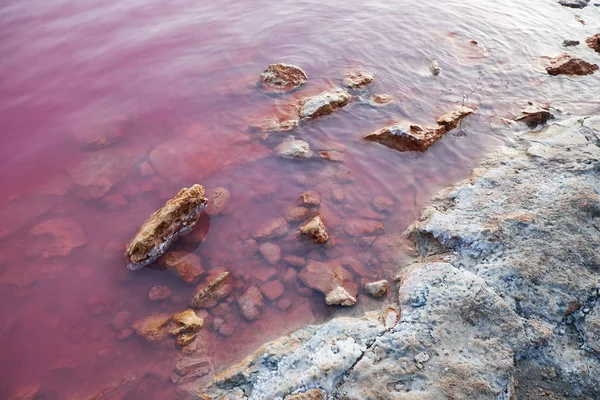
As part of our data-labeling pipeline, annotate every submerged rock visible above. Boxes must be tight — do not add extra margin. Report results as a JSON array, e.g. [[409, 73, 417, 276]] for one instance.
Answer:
[[169, 309, 203, 336], [254, 217, 289, 241], [275, 138, 313, 159], [72, 116, 127, 150], [586, 33, 600, 54], [298, 88, 352, 121], [259, 280, 285, 301], [149, 286, 172, 302], [205, 187, 230, 216], [132, 314, 171, 342], [27, 218, 86, 258], [298, 260, 357, 306], [285, 206, 316, 222], [299, 190, 320, 206], [237, 286, 264, 320], [162, 251, 204, 284], [369, 93, 394, 105], [297, 215, 329, 244], [258, 242, 281, 266], [514, 104, 555, 128], [344, 219, 385, 237], [546, 53, 598, 75], [342, 69, 374, 89], [125, 184, 208, 270], [260, 63, 307, 93], [248, 118, 299, 133], [190, 270, 233, 308], [372, 196, 394, 213]]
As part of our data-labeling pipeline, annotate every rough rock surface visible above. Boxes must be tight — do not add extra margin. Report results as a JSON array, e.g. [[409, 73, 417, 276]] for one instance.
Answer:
[[132, 314, 171, 342], [260, 63, 307, 93], [190, 270, 233, 308], [198, 117, 600, 399], [436, 106, 475, 131], [364, 279, 389, 297], [238, 286, 264, 320], [298, 260, 357, 306], [514, 103, 555, 128], [342, 69, 374, 89], [298, 88, 352, 121], [248, 118, 299, 133], [72, 117, 127, 150], [125, 185, 208, 270], [429, 59, 441, 76], [297, 215, 329, 244], [558, 0, 589, 8], [169, 309, 203, 336], [162, 251, 205, 284], [586, 33, 600, 54], [149, 286, 172, 301], [546, 53, 598, 75], [364, 122, 444, 152], [563, 39, 580, 47], [275, 138, 313, 159]]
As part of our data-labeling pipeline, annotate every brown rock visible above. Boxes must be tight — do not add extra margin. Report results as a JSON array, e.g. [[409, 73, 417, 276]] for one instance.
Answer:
[[299, 190, 320, 206], [372, 196, 394, 213], [260, 280, 285, 301], [284, 255, 306, 269], [364, 279, 390, 297], [436, 106, 476, 131], [286, 388, 326, 400], [297, 215, 329, 244], [112, 311, 132, 330], [285, 206, 316, 222], [277, 298, 292, 311], [132, 314, 171, 342], [234, 238, 258, 258], [27, 218, 86, 258], [365, 120, 457, 153], [205, 187, 230, 216], [72, 116, 127, 150], [298, 260, 357, 306], [331, 187, 345, 203], [370, 94, 394, 105], [138, 160, 155, 177], [318, 150, 344, 162], [254, 217, 289, 240], [260, 63, 307, 93], [514, 104, 555, 128], [342, 69, 374, 89], [149, 286, 172, 302], [162, 251, 205, 284], [169, 309, 204, 336], [190, 270, 233, 308], [258, 242, 281, 266], [586, 33, 600, 54], [345, 219, 385, 237], [298, 88, 352, 121], [237, 286, 264, 320], [211, 302, 232, 317], [546, 53, 598, 75], [176, 333, 196, 347], [125, 185, 208, 270]]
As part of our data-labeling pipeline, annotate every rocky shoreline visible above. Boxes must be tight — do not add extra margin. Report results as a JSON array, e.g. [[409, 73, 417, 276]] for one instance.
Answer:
[[198, 116, 600, 399]]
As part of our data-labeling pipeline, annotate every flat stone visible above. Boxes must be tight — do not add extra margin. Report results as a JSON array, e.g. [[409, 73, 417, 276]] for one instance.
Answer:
[[586, 33, 600, 54], [260, 63, 307, 93], [169, 309, 204, 336], [299, 190, 320, 206], [205, 187, 230, 216], [132, 314, 171, 342], [27, 218, 86, 258], [364, 280, 390, 297], [298, 260, 357, 306], [342, 69, 374, 89], [190, 270, 233, 308], [125, 185, 208, 270], [254, 217, 289, 240], [364, 121, 446, 152], [259, 242, 282, 265], [260, 280, 285, 301], [174, 356, 212, 378], [546, 53, 598, 75], [298, 88, 352, 121], [238, 286, 264, 320], [162, 251, 205, 284], [298, 215, 329, 244], [275, 138, 313, 159], [344, 219, 385, 237], [149, 286, 172, 301]]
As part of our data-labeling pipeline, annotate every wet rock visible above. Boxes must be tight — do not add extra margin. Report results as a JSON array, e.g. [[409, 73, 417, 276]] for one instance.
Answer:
[[205, 187, 230, 216], [514, 104, 555, 128], [173, 356, 213, 381], [558, 0, 589, 7], [318, 150, 344, 162], [546, 53, 598, 75], [27, 218, 86, 258], [344, 219, 385, 237], [298, 88, 352, 121], [429, 60, 441, 76], [586, 33, 600, 54], [246, 264, 279, 283], [369, 93, 394, 105], [117, 329, 133, 340], [277, 298, 292, 311], [177, 333, 196, 347], [235, 238, 259, 258], [298, 260, 357, 306], [169, 309, 204, 336], [101, 193, 128, 210], [149, 286, 172, 301], [112, 311, 132, 330], [132, 314, 171, 342], [563, 39, 580, 47], [364, 279, 389, 297], [287, 388, 326, 400], [260, 280, 285, 301], [219, 323, 235, 336], [342, 69, 374, 89], [258, 242, 281, 265], [331, 187, 345, 203], [162, 251, 205, 284], [297, 215, 329, 244], [583, 306, 600, 354], [282, 268, 298, 287], [436, 106, 476, 131], [284, 256, 306, 269], [190, 270, 233, 308], [238, 286, 264, 320], [125, 184, 208, 270], [249, 118, 299, 133], [254, 217, 289, 240], [72, 117, 127, 150], [275, 138, 313, 159], [335, 166, 355, 183], [285, 206, 316, 222], [364, 121, 446, 153], [138, 161, 155, 177], [260, 63, 307, 93], [372, 196, 393, 213], [299, 190, 320, 206]]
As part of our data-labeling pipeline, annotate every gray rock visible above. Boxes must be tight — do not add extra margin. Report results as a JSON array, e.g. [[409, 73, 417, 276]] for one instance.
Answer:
[[364, 280, 389, 297], [275, 138, 313, 159], [563, 39, 580, 47], [558, 0, 589, 7], [299, 88, 352, 121]]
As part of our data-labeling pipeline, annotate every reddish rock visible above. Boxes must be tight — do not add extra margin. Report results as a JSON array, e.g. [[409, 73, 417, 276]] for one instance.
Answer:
[[285, 206, 316, 222], [219, 323, 235, 336], [586, 33, 600, 54], [298, 260, 357, 306], [72, 116, 127, 150], [117, 329, 133, 340], [132, 314, 171, 342], [237, 286, 264, 320], [331, 187, 346, 203], [299, 88, 352, 121], [342, 69, 374, 89], [205, 187, 231, 216], [234, 238, 258, 258], [149, 286, 172, 302], [287, 388, 326, 400], [370, 94, 394, 105], [254, 217, 289, 240], [364, 279, 390, 297], [260, 280, 285, 301], [27, 218, 86, 258], [366, 123, 435, 153], [372, 196, 394, 213], [297, 215, 329, 244], [112, 311, 132, 330], [436, 106, 475, 131], [258, 242, 281, 266], [341, 257, 368, 276], [169, 309, 204, 336], [260, 63, 307, 93], [101, 194, 129, 210], [211, 302, 232, 317], [546, 53, 598, 75], [248, 118, 299, 133], [318, 150, 344, 162], [162, 251, 205, 284], [246, 263, 279, 283], [125, 185, 208, 270], [212, 318, 224, 331], [190, 270, 233, 308], [345, 219, 385, 237], [282, 268, 298, 287], [358, 209, 387, 220], [284, 255, 306, 269], [299, 190, 320, 206], [277, 298, 292, 311], [138, 161, 155, 177]]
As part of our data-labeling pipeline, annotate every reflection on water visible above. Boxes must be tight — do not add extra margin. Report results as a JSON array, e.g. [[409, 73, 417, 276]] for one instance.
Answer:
[[1, 0, 599, 397]]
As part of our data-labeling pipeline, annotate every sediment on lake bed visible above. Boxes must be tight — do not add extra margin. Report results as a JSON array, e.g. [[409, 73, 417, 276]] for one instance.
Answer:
[[198, 116, 600, 399]]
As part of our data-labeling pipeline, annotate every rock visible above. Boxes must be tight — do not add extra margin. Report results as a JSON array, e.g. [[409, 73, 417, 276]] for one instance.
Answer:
[[277, 298, 292, 311], [583, 306, 600, 354], [546, 53, 598, 75], [436, 106, 476, 131], [558, 0, 589, 7], [282, 268, 298, 287], [331, 187, 345, 203], [190, 270, 233, 308], [297, 215, 329, 244], [286, 388, 326, 400], [254, 217, 289, 240], [258, 242, 281, 266], [342, 69, 374, 89], [173, 356, 213, 381], [212, 318, 224, 331], [260, 280, 285, 301], [514, 104, 555, 128], [249, 118, 299, 133], [132, 314, 171, 342], [586, 33, 600, 54], [318, 150, 344, 162], [238, 286, 264, 320], [72, 116, 127, 150], [162, 251, 205, 284], [335, 166, 355, 183], [149, 286, 172, 301], [125, 184, 208, 270], [101, 194, 129, 210], [429, 60, 441, 76], [372, 196, 393, 213], [27, 218, 86, 258], [260, 63, 307, 93], [138, 160, 155, 177], [169, 309, 204, 336], [298, 88, 352, 121], [364, 279, 389, 297], [205, 187, 230, 216], [112, 311, 132, 330], [298, 260, 357, 306], [285, 206, 316, 222], [177, 333, 196, 347], [235, 238, 259, 258], [284, 256, 306, 269], [117, 329, 133, 340], [563, 39, 580, 47], [364, 121, 446, 153], [344, 219, 385, 237], [299, 190, 320, 206], [219, 323, 235, 336], [369, 94, 394, 105], [275, 138, 313, 159]]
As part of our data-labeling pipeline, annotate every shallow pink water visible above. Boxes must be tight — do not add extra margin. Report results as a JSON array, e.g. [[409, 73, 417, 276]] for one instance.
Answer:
[[1, 0, 599, 398]]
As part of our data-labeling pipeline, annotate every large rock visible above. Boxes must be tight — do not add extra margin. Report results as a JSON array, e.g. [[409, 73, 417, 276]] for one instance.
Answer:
[[260, 63, 307, 93], [190, 270, 233, 308], [237, 286, 264, 320], [298, 88, 352, 121], [125, 185, 208, 270], [298, 260, 357, 306], [364, 122, 446, 153], [546, 53, 598, 76], [586, 33, 600, 54], [297, 215, 329, 244]]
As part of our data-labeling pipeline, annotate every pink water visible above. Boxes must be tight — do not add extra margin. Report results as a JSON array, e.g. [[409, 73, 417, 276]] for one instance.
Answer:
[[1, 0, 599, 398]]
